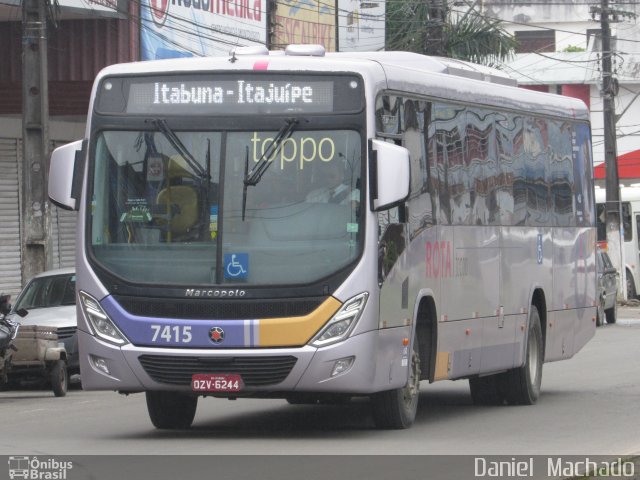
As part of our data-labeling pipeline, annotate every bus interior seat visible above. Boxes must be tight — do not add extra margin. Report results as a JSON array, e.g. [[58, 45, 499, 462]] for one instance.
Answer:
[[157, 186, 198, 235], [155, 156, 200, 238]]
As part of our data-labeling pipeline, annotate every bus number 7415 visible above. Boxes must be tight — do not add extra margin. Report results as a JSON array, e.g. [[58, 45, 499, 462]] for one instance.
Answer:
[[150, 325, 192, 343]]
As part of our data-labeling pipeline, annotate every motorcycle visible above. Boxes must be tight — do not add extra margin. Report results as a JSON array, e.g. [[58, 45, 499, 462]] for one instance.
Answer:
[[0, 294, 24, 385]]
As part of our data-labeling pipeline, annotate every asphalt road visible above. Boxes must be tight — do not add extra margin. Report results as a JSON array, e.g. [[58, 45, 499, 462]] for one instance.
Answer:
[[1, 309, 639, 477]]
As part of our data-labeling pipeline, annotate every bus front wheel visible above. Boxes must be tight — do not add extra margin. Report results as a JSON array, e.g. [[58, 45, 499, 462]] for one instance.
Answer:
[[371, 338, 421, 429], [146, 391, 198, 429], [502, 306, 544, 405]]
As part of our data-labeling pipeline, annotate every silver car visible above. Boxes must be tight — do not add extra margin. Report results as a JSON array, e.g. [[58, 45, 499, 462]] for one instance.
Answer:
[[8, 268, 78, 372], [596, 248, 617, 326]]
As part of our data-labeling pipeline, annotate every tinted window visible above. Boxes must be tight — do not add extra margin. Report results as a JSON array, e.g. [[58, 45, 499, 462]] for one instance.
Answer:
[[495, 112, 517, 225], [15, 274, 76, 310], [377, 95, 592, 229], [548, 120, 574, 226], [466, 109, 495, 225], [400, 98, 434, 239], [622, 202, 632, 242]]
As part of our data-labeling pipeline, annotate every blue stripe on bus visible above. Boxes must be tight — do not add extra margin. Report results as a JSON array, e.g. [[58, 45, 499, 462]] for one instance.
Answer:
[[100, 296, 257, 348]]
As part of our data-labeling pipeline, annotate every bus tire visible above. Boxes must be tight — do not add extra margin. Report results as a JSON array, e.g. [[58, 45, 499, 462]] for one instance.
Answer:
[[605, 302, 617, 324], [371, 338, 421, 429], [503, 305, 543, 406], [627, 270, 637, 300], [469, 375, 505, 405], [50, 360, 68, 398], [596, 296, 605, 327], [146, 391, 198, 429]]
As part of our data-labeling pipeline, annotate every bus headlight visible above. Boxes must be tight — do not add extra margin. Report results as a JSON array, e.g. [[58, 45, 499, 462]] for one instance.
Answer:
[[311, 292, 368, 347], [79, 291, 129, 346]]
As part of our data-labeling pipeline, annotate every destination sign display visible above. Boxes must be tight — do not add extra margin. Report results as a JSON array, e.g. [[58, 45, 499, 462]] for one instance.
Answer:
[[95, 74, 363, 115]]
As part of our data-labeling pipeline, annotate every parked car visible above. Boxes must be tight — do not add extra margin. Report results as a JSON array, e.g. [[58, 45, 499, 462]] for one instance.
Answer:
[[596, 248, 617, 326], [6, 268, 78, 375]]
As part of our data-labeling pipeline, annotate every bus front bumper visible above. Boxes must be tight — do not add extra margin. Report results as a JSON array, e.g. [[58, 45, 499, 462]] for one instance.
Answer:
[[77, 326, 411, 395]]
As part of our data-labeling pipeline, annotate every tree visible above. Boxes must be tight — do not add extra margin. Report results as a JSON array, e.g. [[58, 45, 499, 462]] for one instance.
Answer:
[[386, 0, 518, 66]]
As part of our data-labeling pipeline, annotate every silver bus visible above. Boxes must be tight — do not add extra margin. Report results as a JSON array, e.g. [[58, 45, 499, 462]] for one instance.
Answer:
[[48, 45, 596, 430]]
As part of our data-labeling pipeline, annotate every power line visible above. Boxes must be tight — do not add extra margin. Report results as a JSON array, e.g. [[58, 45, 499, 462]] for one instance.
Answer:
[[70, 0, 387, 56]]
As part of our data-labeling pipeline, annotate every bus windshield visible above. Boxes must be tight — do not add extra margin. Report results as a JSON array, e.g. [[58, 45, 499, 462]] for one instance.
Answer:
[[89, 128, 362, 286]]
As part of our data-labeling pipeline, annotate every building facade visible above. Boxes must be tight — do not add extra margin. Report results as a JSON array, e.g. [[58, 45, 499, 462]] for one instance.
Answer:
[[484, 0, 640, 170], [0, 3, 137, 297]]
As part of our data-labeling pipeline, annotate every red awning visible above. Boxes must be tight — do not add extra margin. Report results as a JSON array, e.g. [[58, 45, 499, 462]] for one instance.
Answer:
[[594, 149, 640, 179]]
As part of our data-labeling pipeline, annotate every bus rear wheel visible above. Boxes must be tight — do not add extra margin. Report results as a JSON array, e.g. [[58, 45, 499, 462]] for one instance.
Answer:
[[605, 301, 617, 324], [502, 306, 543, 405], [469, 374, 506, 405], [596, 296, 605, 327], [627, 270, 637, 300], [146, 391, 198, 429], [371, 338, 421, 429]]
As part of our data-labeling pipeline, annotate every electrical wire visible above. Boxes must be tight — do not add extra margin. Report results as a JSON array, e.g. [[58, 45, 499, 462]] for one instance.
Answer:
[[63, 0, 388, 56], [9, 0, 640, 69]]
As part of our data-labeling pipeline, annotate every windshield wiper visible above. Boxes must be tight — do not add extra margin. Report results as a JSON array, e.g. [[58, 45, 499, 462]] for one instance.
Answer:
[[243, 118, 298, 187], [241, 118, 298, 221], [150, 119, 207, 179], [242, 146, 250, 221], [202, 138, 212, 237], [151, 119, 215, 236]]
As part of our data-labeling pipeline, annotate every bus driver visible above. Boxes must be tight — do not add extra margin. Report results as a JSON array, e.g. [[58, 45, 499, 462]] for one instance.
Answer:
[[306, 161, 359, 205]]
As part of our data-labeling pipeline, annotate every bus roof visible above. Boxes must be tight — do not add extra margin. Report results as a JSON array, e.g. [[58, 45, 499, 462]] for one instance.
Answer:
[[93, 47, 590, 122]]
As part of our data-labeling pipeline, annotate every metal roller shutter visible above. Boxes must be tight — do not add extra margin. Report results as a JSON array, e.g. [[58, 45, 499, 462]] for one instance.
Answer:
[[51, 207, 77, 269], [0, 138, 22, 298]]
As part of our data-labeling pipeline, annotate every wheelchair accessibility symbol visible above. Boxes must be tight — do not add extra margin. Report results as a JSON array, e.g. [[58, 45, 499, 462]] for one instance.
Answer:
[[224, 253, 249, 280]]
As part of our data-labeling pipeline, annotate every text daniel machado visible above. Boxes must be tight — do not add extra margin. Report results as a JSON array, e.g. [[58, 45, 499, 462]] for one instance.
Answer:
[[474, 456, 635, 478]]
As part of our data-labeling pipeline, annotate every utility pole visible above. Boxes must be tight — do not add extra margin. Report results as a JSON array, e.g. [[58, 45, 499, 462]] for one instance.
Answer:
[[334, 0, 339, 52], [21, 0, 52, 284], [592, 0, 624, 299], [424, 0, 448, 56], [601, 0, 624, 301]]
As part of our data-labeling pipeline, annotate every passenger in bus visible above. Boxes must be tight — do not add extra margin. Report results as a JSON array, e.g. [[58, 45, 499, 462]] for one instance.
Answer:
[[306, 160, 359, 206]]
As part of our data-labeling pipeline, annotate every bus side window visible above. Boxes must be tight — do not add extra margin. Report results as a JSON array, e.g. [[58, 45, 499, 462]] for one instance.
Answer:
[[596, 203, 607, 242], [495, 113, 515, 226], [376, 95, 402, 136], [402, 98, 434, 239], [622, 202, 632, 242]]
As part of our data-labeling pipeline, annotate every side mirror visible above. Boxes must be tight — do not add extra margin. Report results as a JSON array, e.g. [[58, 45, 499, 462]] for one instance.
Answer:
[[48, 140, 85, 211], [0, 294, 11, 315], [370, 139, 410, 211]]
